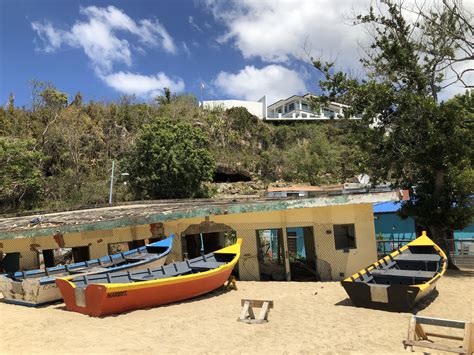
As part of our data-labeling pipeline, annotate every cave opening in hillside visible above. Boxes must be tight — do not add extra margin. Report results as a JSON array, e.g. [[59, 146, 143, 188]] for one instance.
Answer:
[[213, 171, 252, 183]]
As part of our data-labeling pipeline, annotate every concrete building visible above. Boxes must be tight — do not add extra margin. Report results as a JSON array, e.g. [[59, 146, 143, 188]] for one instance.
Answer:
[[374, 201, 474, 241], [266, 93, 353, 121], [202, 93, 360, 121], [0, 190, 403, 281], [201, 96, 267, 119]]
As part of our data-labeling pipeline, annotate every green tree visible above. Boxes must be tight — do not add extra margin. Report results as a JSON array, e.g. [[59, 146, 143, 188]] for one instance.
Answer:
[[0, 138, 44, 212], [125, 117, 215, 199], [284, 132, 341, 185], [312, 0, 474, 264]]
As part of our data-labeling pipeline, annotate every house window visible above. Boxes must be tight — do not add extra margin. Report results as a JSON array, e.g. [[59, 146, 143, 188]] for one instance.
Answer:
[[288, 103, 295, 112], [302, 103, 309, 111], [323, 108, 336, 118], [333, 224, 356, 250], [277, 108, 282, 114]]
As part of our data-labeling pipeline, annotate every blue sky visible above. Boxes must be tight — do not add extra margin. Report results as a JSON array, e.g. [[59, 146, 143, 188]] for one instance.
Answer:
[[1, 0, 470, 107]]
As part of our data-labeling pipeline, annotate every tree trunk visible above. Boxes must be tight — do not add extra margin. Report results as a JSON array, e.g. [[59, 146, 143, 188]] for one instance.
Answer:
[[429, 224, 459, 270], [429, 169, 459, 269]]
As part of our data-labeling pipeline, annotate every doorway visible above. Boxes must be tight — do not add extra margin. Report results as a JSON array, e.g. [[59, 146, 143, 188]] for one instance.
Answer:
[[128, 240, 145, 250], [256, 229, 287, 281], [184, 232, 225, 259], [286, 226, 318, 281], [71, 246, 90, 263], [40, 248, 73, 268], [0, 252, 20, 273]]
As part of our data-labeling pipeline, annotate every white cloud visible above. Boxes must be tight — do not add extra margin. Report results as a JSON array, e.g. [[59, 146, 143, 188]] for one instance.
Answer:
[[182, 42, 191, 56], [188, 15, 203, 33], [206, 0, 368, 69], [214, 65, 307, 104], [31, 6, 183, 98], [100, 71, 185, 98], [208, 0, 474, 99], [31, 21, 65, 53], [32, 6, 177, 73]]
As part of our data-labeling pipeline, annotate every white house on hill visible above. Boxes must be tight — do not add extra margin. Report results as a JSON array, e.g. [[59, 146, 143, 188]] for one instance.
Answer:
[[201, 96, 267, 119], [266, 93, 353, 121], [202, 93, 359, 121]]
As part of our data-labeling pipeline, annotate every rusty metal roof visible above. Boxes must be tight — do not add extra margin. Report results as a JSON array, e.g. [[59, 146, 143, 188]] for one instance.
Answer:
[[0, 190, 402, 240]]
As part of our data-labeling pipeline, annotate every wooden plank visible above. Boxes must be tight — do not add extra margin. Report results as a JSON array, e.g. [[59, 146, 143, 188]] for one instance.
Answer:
[[257, 302, 270, 322], [415, 316, 467, 329], [425, 332, 464, 341], [403, 340, 467, 354], [415, 323, 428, 340], [462, 323, 472, 355], [239, 301, 250, 321], [241, 299, 274, 308], [407, 315, 417, 342]]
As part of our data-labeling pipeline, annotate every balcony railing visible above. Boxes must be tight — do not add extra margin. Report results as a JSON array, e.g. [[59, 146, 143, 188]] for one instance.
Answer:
[[376, 238, 474, 269]]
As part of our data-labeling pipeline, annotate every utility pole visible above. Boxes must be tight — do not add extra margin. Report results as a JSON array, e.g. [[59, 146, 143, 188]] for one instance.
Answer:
[[200, 83, 204, 110], [109, 160, 115, 205]]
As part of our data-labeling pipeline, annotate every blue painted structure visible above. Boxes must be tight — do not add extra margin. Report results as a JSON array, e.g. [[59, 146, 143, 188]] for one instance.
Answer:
[[373, 202, 474, 240], [374, 202, 417, 241], [262, 228, 306, 261], [287, 227, 306, 259]]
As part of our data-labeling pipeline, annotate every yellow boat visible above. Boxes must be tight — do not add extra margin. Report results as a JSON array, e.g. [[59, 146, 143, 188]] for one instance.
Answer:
[[341, 232, 447, 311]]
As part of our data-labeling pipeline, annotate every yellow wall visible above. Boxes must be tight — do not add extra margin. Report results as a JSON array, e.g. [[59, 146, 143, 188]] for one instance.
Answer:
[[1, 203, 377, 281]]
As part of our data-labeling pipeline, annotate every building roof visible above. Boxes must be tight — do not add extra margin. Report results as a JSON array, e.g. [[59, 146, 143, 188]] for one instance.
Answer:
[[267, 184, 344, 192], [0, 190, 403, 240], [268, 93, 316, 108], [267, 93, 350, 110], [373, 201, 403, 213]]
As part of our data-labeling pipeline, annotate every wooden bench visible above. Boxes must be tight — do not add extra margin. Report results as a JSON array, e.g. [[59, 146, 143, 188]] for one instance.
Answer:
[[238, 299, 273, 324], [403, 315, 473, 354]]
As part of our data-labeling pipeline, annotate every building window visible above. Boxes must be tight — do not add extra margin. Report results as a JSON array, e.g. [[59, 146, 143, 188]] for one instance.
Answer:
[[323, 108, 336, 118], [333, 224, 356, 250], [302, 103, 309, 111], [288, 103, 295, 112]]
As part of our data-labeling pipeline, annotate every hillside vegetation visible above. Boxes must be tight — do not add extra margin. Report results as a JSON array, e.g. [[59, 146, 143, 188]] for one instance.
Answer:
[[0, 83, 365, 214]]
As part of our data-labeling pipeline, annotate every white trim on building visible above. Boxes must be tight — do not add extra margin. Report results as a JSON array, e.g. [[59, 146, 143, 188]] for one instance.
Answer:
[[202, 93, 361, 121], [266, 93, 357, 121], [201, 96, 267, 119]]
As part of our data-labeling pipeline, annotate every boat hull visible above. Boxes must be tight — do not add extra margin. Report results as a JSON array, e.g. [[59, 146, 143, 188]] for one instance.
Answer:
[[57, 263, 233, 316], [341, 232, 447, 312], [0, 236, 173, 306], [341, 279, 437, 312], [0, 257, 168, 306], [56, 240, 241, 317]]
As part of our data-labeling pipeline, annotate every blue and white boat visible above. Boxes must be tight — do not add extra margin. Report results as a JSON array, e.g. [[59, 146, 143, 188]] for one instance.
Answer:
[[0, 235, 173, 306]]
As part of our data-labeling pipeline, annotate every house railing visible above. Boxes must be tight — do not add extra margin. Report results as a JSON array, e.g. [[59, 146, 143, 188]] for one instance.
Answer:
[[376, 239, 413, 259], [376, 238, 474, 269]]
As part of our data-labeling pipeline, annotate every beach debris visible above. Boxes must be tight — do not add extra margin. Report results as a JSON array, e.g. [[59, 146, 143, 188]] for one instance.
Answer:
[[238, 299, 273, 324], [226, 275, 238, 290], [30, 216, 47, 226], [403, 315, 473, 354]]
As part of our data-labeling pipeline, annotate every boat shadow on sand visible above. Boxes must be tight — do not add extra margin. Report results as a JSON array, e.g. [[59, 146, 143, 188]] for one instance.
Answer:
[[52, 284, 235, 317], [334, 289, 440, 314]]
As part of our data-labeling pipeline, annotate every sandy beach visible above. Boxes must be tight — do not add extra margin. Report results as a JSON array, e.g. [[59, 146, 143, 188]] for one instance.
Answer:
[[1, 270, 472, 354]]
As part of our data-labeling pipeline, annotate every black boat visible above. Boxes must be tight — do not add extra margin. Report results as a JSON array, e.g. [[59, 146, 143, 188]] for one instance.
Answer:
[[341, 231, 447, 311]]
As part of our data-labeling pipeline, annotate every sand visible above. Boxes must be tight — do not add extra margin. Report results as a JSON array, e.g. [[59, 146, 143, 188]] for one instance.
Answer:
[[1, 270, 472, 354]]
